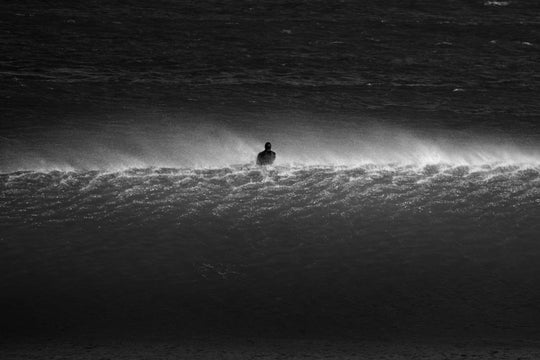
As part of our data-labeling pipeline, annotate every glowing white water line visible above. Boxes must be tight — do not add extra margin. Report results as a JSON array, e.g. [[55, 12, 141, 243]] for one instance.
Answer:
[[1, 117, 539, 172]]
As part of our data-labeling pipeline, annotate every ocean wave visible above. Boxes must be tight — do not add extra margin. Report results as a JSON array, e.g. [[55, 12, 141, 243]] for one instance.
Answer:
[[2, 121, 539, 231]]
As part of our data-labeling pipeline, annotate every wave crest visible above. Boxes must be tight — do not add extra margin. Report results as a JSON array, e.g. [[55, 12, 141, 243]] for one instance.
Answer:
[[2, 119, 540, 172]]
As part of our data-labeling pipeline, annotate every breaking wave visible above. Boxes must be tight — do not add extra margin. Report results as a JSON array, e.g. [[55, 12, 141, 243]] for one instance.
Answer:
[[2, 118, 539, 236]]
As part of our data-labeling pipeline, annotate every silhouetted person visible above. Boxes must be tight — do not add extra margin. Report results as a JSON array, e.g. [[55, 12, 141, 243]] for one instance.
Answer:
[[257, 142, 276, 165]]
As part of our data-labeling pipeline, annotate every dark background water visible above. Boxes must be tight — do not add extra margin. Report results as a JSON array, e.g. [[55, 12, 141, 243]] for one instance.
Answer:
[[1, 0, 540, 343], [1, 0, 540, 131]]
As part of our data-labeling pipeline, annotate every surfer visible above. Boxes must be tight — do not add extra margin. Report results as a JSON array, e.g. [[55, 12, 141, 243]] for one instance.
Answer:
[[257, 142, 276, 165]]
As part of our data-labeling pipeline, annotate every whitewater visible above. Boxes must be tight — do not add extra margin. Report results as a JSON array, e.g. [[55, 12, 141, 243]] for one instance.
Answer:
[[2, 161, 539, 231]]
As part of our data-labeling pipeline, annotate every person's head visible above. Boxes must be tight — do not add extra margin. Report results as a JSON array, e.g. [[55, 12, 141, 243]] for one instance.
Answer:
[[265, 142, 271, 150]]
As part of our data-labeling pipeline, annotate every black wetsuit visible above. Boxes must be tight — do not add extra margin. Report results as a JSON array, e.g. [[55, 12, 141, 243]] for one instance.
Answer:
[[257, 150, 276, 165]]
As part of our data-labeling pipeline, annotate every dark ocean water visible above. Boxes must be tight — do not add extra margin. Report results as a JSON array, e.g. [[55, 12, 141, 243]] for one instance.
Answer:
[[1, 0, 540, 341]]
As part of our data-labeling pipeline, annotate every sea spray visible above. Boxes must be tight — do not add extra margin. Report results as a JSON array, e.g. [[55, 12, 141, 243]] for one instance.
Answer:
[[1, 115, 539, 172]]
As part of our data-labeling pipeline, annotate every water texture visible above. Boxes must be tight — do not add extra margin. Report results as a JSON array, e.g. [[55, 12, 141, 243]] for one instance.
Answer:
[[1, 0, 540, 341]]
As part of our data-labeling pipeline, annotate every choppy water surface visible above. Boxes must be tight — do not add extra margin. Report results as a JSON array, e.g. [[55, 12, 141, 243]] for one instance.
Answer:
[[1, 0, 540, 129]]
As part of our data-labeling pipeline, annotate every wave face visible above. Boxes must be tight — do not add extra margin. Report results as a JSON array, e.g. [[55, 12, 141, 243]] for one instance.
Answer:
[[2, 164, 540, 337], [2, 119, 540, 337]]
